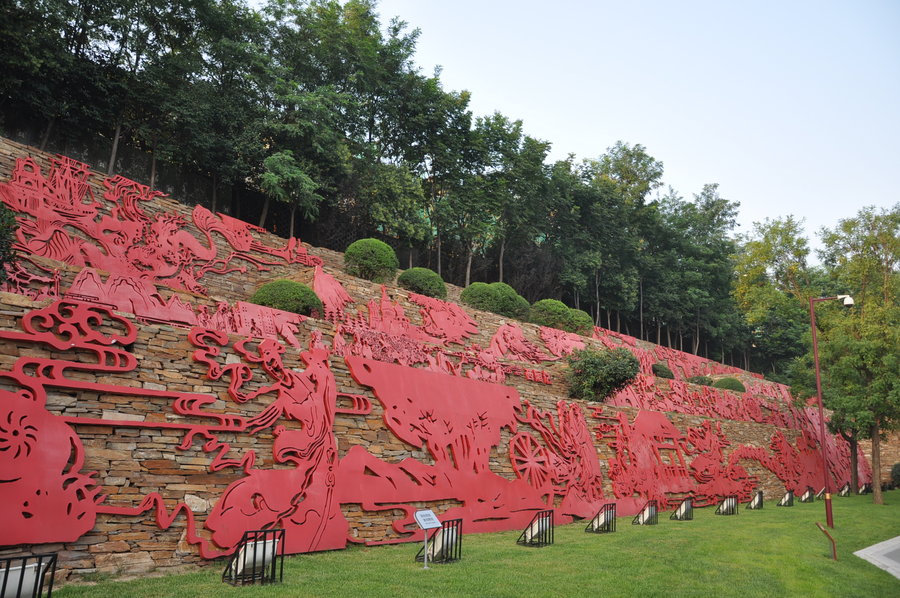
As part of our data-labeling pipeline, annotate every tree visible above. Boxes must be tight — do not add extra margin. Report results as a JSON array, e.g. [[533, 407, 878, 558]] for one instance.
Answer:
[[814, 205, 900, 504], [733, 216, 818, 376], [259, 150, 322, 237], [0, 203, 15, 282], [594, 141, 664, 207]]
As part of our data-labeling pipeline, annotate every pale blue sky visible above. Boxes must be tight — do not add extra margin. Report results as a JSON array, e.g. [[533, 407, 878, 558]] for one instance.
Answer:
[[377, 0, 900, 247]]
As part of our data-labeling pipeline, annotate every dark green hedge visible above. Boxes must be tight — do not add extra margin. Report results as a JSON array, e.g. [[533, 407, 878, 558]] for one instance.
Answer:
[[566, 348, 640, 401], [397, 267, 447, 299], [249, 280, 323, 317], [652, 362, 675, 379], [528, 299, 594, 335], [686, 375, 713, 386], [460, 282, 529, 318], [712, 377, 746, 393], [344, 238, 399, 283]]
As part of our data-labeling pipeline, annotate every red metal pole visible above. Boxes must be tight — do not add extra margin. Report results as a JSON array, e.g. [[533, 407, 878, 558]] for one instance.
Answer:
[[809, 297, 835, 528]]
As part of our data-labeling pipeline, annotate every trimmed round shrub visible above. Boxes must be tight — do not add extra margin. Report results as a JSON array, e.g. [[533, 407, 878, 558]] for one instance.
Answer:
[[686, 375, 713, 386], [566, 348, 640, 401], [250, 280, 323, 317], [651, 362, 675, 379], [489, 282, 530, 318], [460, 282, 494, 310], [528, 300, 594, 335], [712, 377, 746, 393], [344, 238, 399, 283], [460, 281, 529, 318], [529, 299, 573, 329], [397, 267, 447, 299], [570, 309, 595, 335]]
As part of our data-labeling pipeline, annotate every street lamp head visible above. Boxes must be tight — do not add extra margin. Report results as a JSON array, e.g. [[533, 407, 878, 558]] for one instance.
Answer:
[[837, 294, 854, 306]]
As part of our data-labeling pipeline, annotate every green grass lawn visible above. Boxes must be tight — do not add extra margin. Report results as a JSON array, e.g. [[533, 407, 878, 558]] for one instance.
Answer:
[[56, 491, 900, 598]]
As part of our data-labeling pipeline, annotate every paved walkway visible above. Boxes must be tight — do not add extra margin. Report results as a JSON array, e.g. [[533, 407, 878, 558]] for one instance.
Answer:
[[854, 535, 900, 580]]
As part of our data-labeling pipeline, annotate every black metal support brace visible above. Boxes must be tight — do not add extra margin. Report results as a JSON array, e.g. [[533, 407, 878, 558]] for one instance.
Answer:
[[222, 529, 285, 586], [747, 490, 764, 510], [632, 500, 658, 525], [670, 498, 693, 521], [517, 510, 554, 547], [0, 553, 57, 598], [586, 503, 617, 533], [416, 519, 463, 564], [715, 495, 739, 516]]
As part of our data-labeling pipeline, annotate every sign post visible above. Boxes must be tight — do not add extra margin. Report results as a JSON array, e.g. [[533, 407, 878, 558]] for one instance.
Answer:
[[413, 510, 442, 570]]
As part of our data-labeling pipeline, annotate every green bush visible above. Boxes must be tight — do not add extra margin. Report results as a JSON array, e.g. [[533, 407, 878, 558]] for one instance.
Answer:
[[249, 280, 323, 317], [0, 204, 15, 283], [652, 362, 675, 379], [397, 267, 446, 299], [490, 282, 530, 318], [570, 309, 595, 335], [713, 377, 746, 393], [566, 348, 640, 401], [528, 300, 594, 335], [686, 375, 714, 386], [891, 463, 900, 489], [529, 299, 573, 328], [460, 281, 529, 318], [344, 238, 399, 283]]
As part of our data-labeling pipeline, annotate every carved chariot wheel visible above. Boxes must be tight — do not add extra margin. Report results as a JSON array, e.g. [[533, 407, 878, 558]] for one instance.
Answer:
[[509, 433, 554, 492]]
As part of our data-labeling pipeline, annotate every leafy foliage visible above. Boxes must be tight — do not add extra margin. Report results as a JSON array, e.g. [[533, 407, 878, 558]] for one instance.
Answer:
[[0, 204, 15, 282], [713, 377, 746, 393], [397, 267, 446, 299], [528, 299, 593, 334], [460, 281, 529, 318], [686, 375, 713, 386], [344, 238, 399, 283], [892, 464, 900, 489], [570, 309, 595, 335], [249, 280, 322, 317], [651, 362, 675, 379], [566, 348, 640, 401]]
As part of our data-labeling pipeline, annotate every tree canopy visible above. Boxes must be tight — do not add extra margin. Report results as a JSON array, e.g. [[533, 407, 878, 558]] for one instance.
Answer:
[[1, 0, 894, 386]]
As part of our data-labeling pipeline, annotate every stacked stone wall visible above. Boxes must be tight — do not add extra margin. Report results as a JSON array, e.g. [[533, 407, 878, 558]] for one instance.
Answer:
[[0, 137, 887, 584]]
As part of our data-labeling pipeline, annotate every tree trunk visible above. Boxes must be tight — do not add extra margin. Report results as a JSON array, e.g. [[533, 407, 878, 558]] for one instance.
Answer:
[[408, 249, 413, 269], [289, 203, 297, 238], [258, 197, 270, 228], [638, 278, 644, 341], [211, 173, 218, 213], [107, 120, 122, 176], [842, 431, 859, 495], [666, 327, 672, 348], [615, 311, 620, 333], [498, 238, 506, 283], [692, 319, 700, 354], [657, 322, 661, 345], [871, 421, 884, 504], [465, 245, 473, 287], [149, 150, 158, 191], [39, 118, 55, 151], [436, 232, 442, 277]]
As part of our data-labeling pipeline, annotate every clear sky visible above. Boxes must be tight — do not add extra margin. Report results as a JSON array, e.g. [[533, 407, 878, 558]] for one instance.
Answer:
[[376, 0, 900, 249]]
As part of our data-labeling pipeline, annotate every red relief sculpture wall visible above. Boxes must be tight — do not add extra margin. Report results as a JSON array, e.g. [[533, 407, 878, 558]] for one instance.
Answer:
[[0, 155, 320, 298], [0, 147, 874, 572]]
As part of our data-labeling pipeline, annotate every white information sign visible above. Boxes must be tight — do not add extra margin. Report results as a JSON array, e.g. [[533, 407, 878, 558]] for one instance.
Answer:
[[414, 510, 442, 570], [414, 509, 442, 530]]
